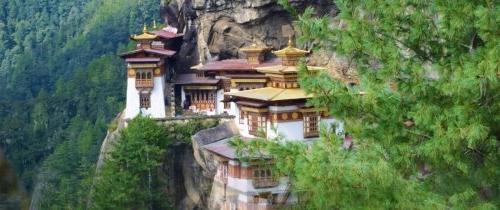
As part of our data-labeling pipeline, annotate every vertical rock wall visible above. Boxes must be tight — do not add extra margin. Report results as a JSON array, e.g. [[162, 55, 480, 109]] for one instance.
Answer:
[[164, 0, 337, 71]]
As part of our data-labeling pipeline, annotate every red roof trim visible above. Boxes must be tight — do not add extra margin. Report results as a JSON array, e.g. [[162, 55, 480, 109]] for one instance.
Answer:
[[198, 58, 281, 71], [125, 57, 161, 63], [120, 48, 176, 58], [174, 73, 220, 85]]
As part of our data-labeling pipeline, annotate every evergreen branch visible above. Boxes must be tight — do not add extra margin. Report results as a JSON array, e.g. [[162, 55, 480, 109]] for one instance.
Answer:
[[406, 129, 432, 139]]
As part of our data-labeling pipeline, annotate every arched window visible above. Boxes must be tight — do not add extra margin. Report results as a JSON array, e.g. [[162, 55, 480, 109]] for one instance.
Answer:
[[146, 72, 152, 79], [136, 72, 140, 79], [141, 72, 147, 80]]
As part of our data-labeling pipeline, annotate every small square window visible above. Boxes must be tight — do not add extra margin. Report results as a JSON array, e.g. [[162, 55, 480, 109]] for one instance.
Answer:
[[140, 93, 151, 109], [304, 113, 319, 138]]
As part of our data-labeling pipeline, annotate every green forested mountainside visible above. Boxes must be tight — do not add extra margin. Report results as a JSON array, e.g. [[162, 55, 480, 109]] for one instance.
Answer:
[[0, 0, 160, 201], [232, 0, 498, 209]]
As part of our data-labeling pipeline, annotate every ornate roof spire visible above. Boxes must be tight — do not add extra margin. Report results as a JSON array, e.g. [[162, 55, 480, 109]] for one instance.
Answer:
[[272, 36, 310, 66], [288, 35, 293, 47], [131, 23, 158, 41]]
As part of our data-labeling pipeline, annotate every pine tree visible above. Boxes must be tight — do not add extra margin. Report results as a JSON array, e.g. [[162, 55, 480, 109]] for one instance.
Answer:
[[263, 0, 499, 208], [91, 117, 171, 210]]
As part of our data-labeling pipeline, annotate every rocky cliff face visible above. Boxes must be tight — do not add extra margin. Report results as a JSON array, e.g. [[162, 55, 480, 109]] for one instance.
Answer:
[[190, 122, 240, 209], [162, 0, 337, 68]]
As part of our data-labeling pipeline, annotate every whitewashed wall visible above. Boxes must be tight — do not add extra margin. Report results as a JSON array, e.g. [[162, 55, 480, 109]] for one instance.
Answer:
[[216, 89, 225, 115], [268, 121, 303, 140], [124, 76, 166, 120]]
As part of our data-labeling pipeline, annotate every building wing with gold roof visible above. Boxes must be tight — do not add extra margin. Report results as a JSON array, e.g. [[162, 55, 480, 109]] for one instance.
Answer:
[[225, 39, 341, 140], [200, 40, 344, 210]]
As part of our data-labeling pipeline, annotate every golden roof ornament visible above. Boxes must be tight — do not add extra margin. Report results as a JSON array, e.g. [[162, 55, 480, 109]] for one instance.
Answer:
[[255, 36, 325, 73], [131, 23, 158, 41], [273, 36, 309, 57]]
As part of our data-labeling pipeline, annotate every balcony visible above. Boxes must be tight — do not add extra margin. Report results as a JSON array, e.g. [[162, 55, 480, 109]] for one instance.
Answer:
[[253, 178, 279, 189], [136, 79, 153, 88]]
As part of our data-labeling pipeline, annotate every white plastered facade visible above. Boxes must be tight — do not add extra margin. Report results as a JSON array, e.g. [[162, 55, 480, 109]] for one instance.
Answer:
[[125, 76, 166, 120]]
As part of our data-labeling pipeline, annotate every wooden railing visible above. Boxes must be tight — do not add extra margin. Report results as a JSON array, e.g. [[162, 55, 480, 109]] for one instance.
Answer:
[[136, 79, 153, 88], [253, 178, 278, 188], [192, 101, 216, 110]]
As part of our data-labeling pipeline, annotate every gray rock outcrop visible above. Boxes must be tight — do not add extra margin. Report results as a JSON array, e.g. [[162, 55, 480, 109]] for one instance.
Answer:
[[164, 0, 337, 71], [182, 121, 239, 209]]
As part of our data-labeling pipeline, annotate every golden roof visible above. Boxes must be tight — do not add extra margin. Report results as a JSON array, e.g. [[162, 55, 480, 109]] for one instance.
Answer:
[[226, 87, 313, 101], [240, 44, 271, 53], [273, 38, 309, 57], [131, 25, 158, 41], [255, 65, 325, 75]]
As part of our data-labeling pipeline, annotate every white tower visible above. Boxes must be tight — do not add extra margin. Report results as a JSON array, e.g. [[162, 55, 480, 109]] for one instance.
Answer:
[[120, 25, 178, 120]]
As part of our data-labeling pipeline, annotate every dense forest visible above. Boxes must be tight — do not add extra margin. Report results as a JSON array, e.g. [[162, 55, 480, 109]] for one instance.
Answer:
[[0, 0, 162, 208]]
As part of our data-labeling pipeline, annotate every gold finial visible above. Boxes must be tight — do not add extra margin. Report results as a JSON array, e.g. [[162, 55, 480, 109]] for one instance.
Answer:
[[288, 36, 293, 47], [153, 20, 157, 29], [143, 24, 148, 33]]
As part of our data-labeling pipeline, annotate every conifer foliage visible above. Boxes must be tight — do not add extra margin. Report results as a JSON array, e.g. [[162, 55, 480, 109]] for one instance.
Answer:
[[268, 0, 499, 208], [92, 117, 172, 210]]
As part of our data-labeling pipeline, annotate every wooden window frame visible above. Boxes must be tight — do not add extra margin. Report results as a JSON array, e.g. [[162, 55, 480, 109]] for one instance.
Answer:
[[303, 113, 320, 138], [140, 92, 151, 109], [252, 165, 277, 188], [248, 112, 267, 136], [135, 69, 154, 88], [239, 110, 245, 124]]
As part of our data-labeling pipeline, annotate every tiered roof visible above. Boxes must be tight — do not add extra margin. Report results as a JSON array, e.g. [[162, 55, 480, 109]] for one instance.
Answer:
[[121, 23, 183, 61], [130, 25, 158, 41], [273, 38, 309, 58], [130, 24, 183, 41], [120, 48, 176, 58], [226, 39, 326, 103]]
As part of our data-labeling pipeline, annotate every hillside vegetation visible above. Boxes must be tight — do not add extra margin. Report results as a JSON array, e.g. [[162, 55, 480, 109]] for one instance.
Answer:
[[0, 0, 160, 208]]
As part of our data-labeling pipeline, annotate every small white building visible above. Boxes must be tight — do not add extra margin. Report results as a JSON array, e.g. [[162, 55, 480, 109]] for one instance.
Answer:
[[120, 25, 183, 120]]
